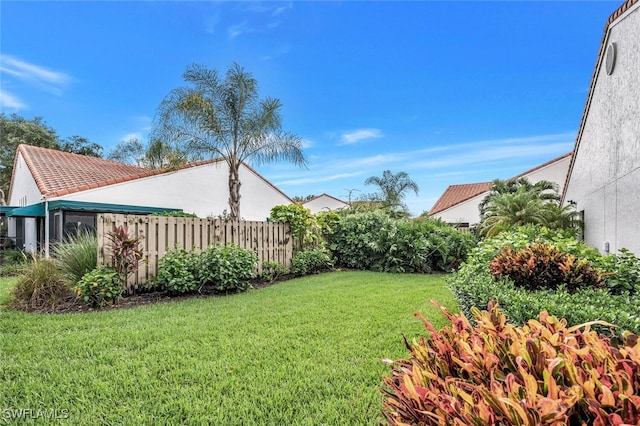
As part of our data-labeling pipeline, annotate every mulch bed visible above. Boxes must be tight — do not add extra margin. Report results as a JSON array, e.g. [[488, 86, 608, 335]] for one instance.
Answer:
[[8, 276, 290, 315]]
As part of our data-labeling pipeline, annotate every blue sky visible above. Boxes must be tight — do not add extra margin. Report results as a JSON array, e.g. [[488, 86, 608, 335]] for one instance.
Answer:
[[0, 1, 620, 215]]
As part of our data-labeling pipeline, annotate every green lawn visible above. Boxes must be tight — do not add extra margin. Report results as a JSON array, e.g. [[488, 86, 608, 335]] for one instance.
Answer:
[[0, 271, 455, 425]]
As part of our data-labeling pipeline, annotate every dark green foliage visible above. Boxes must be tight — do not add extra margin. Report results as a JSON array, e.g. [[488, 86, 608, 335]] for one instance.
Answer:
[[448, 225, 640, 335], [107, 224, 144, 283], [291, 247, 334, 275], [75, 265, 123, 307], [261, 261, 289, 282], [326, 211, 475, 273], [9, 258, 73, 310], [198, 244, 257, 292], [151, 211, 199, 218], [156, 244, 257, 295], [154, 246, 200, 295], [54, 233, 98, 285], [490, 242, 603, 293], [596, 248, 640, 295]]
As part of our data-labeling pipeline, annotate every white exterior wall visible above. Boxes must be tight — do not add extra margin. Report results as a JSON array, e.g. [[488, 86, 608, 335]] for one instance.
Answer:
[[431, 192, 487, 225], [8, 153, 42, 206], [52, 162, 292, 220], [8, 153, 42, 252], [303, 196, 349, 214], [433, 156, 571, 225], [523, 155, 571, 191], [564, 4, 640, 255]]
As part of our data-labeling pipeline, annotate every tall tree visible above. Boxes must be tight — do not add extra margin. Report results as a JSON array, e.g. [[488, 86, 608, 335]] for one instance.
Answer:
[[0, 113, 102, 199], [151, 63, 307, 220], [364, 170, 419, 216], [108, 138, 197, 169]]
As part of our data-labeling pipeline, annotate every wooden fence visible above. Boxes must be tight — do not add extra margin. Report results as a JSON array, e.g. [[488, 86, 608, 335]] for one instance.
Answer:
[[97, 214, 293, 293]]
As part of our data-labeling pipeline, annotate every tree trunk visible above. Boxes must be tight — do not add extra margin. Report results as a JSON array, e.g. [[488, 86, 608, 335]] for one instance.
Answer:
[[228, 163, 241, 220]]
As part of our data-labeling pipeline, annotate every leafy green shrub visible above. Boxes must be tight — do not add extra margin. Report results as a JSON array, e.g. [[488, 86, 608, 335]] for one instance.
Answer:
[[75, 265, 123, 307], [270, 204, 321, 249], [326, 211, 475, 273], [291, 247, 334, 275], [490, 242, 603, 293], [54, 232, 97, 286], [449, 226, 640, 335], [261, 261, 289, 283], [155, 246, 200, 295], [9, 258, 73, 310], [381, 301, 640, 425], [596, 248, 640, 295], [198, 244, 257, 292]]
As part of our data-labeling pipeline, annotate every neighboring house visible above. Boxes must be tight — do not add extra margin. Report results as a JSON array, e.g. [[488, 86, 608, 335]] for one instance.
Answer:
[[563, 0, 640, 255], [301, 193, 350, 214], [430, 153, 572, 226], [6, 144, 294, 254]]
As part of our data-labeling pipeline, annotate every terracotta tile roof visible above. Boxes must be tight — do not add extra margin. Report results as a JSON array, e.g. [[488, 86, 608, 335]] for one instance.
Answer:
[[429, 152, 571, 215], [429, 182, 493, 215], [562, 0, 639, 199], [9, 144, 294, 204], [11, 144, 151, 199]]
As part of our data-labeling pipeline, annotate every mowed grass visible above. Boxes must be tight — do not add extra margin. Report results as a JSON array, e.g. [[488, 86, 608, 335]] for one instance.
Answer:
[[0, 271, 455, 425]]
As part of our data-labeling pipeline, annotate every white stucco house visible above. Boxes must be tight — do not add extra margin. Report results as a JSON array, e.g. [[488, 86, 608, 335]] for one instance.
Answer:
[[563, 0, 640, 255], [301, 193, 350, 214], [429, 153, 572, 226], [4, 144, 294, 254]]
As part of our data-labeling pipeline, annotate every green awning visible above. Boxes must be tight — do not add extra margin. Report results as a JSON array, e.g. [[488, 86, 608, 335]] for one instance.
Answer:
[[47, 200, 181, 215], [0, 206, 17, 215], [6, 203, 46, 217], [5, 200, 181, 217]]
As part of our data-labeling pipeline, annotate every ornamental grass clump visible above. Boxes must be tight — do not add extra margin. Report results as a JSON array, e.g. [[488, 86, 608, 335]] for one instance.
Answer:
[[381, 301, 640, 425]]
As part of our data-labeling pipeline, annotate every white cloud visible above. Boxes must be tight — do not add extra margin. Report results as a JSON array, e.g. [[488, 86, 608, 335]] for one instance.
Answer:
[[0, 54, 72, 95], [228, 21, 251, 38], [0, 89, 27, 110], [340, 128, 384, 145], [121, 132, 143, 142]]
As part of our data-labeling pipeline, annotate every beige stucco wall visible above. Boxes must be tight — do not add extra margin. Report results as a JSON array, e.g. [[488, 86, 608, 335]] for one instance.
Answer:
[[564, 4, 640, 254], [52, 162, 292, 221]]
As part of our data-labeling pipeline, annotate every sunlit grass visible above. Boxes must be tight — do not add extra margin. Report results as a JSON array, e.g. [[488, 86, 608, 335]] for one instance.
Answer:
[[1, 271, 455, 425]]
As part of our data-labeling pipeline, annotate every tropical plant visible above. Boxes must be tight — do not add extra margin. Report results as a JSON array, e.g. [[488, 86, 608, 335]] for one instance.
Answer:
[[478, 177, 559, 220], [291, 247, 334, 275], [151, 63, 307, 220], [54, 232, 98, 286], [381, 301, 640, 425], [107, 224, 144, 283], [363, 170, 419, 217]]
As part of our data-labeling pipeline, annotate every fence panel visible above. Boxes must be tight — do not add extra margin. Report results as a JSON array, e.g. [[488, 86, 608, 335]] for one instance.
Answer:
[[97, 214, 292, 294]]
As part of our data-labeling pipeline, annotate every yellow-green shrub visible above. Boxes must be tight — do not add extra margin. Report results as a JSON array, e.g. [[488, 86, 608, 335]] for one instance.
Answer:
[[381, 301, 640, 425]]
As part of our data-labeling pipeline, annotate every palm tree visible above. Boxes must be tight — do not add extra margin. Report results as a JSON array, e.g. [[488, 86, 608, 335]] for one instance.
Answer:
[[478, 189, 550, 237], [364, 170, 419, 216], [478, 177, 559, 222], [152, 63, 307, 220]]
